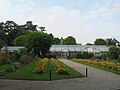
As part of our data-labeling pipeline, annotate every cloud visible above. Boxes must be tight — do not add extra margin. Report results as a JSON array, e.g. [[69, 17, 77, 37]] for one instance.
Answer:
[[0, 0, 120, 44]]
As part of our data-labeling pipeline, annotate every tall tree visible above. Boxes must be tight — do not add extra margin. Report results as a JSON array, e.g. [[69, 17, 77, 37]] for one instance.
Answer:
[[0, 20, 39, 46], [53, 37, 60, 44], [14, 32, 53, 56], [94, 38, 106, 45], [107, 40, 116, 45], [0, 39, 6, 49], [13, 35, 26, 46], [63, 36, 76, 45], [108, 47, 120, 59], [25, 21, 38, 32]]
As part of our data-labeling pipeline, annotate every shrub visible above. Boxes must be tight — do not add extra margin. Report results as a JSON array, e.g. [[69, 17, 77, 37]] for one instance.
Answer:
[[4, 66, 14, 73], [0, 52, 11, 65], [117, 57, 120, 63], [76, 52, 94, 59], [12, 62, 22, 69], [108, 47, 120, 60], [19, 54, 33, 65]]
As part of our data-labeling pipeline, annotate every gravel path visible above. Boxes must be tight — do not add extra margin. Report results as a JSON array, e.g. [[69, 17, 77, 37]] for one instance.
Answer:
[[0, 59, 120, 90]]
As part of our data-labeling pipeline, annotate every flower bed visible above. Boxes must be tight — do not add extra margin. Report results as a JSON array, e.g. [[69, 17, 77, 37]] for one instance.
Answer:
[[73, 59, 120, 72], [35, 58, 48, 74], [51, 58, 68, 74]]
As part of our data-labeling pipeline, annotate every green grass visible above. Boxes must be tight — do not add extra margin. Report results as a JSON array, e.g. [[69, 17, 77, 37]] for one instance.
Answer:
[[0, 64, 11, 76], [5, 59, 84, 80], [47, 59, 84, 80], [72, 59, 120, 75]]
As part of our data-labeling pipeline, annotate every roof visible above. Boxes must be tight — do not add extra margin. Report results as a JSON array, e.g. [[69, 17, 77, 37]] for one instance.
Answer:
[[1, 46, 25, 52], [50, 45, 111, 52]]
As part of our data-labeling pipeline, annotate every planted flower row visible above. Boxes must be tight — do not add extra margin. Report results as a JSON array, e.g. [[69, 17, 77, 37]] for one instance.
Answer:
[[73, 59, 120, 72], [35, 58, 48, 74], [51, 58, 68, 74]]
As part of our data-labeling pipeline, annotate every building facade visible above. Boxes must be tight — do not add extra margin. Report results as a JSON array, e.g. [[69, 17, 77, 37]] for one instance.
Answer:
[[50, 45, 112, 58]]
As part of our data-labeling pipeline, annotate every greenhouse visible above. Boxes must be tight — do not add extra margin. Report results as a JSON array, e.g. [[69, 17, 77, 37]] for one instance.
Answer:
[[50, 45, 111, 58]]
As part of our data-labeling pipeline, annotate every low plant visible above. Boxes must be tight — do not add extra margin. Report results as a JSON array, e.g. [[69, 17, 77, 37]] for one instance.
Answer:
[[19, 54, 33, 65], [0, 52, 11, 65], [4, 66, 14, 73], [12, 62, 22, 69], [35, 58, 48, 74], [73, 59, 120, 72], [51, 58, 68, 74]]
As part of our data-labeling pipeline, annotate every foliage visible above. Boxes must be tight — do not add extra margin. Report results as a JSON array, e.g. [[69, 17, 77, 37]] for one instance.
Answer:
[[117, 57, 120, 63], [63, 36, 76, 45], [25, 32, 53, 56], [108, 47, 120, 60], [19, 54, 33, 65], [35, 58, 48, 74], [0, 52, 11, 65], [94, 38, 106, 45], [53, 37, 60, 44], [86, 43, 93, 45], [12, 62, 22, 69], [76, 51, 94, 59], [4, 66, 14, 73], [13, 35, 26, 46], [94, 54, 108, 60], [0, 39, 6, 49], [73, 59, 120, 72], [107, 40, 116, 45], [6, 59, 84, 80], [0, 20, 38, 45], [51, 58, 68, 74]]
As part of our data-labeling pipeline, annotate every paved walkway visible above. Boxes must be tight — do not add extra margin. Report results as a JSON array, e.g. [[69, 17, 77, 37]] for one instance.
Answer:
[[0, 59, 120, 90]]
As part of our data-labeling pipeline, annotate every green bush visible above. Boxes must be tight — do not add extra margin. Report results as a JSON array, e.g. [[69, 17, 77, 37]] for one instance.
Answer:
[[12, 62, 22, 69], [0, 52, 11, 65], [4, 66, 14, 73], [76, 51, 94, 59], [117, 57, 120, 63], [94, 54, 108, 60], [19, 54, 33, 65]]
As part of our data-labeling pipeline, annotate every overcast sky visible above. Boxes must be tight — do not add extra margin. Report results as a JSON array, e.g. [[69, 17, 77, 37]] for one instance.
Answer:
[[0, 0, 120, 44]]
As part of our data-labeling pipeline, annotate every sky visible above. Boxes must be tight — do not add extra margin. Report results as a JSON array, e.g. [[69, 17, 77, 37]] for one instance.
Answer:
[[0, 0, 120, 44]]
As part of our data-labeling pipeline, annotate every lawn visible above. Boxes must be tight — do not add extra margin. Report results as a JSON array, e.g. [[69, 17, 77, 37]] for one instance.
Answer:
[[5, 58, 84, 80], [71, 59, 120, 75], [0, 64, 11, 76]]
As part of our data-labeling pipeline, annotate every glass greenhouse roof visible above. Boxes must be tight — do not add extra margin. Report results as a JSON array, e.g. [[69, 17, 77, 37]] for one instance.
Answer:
[[50, 45, 112, 52]]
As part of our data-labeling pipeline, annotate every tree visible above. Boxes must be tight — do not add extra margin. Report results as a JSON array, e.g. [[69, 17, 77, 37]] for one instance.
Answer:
[[53, 37, 60, 44], [0, 39, 6, 49], [86, 43, 93, 45], [14, 32, 53, 56], [108, 47, 120, 60], [94, 38, 106, 45], [0, 20, 39, 46], [107, 40, 116, 45], [13, 35, 26, 46], [63, 36, 76, 45], [25, 21, 38, 32]]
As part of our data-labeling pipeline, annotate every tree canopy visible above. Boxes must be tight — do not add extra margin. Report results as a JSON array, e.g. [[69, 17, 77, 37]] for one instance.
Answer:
[[53, 37, 60, 44], [14, 32, 53, 56], [63, 36, 76, 45], [94, 38, 106, 45], [108, 47, 120, 59], [0, 20, 38, 46]]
